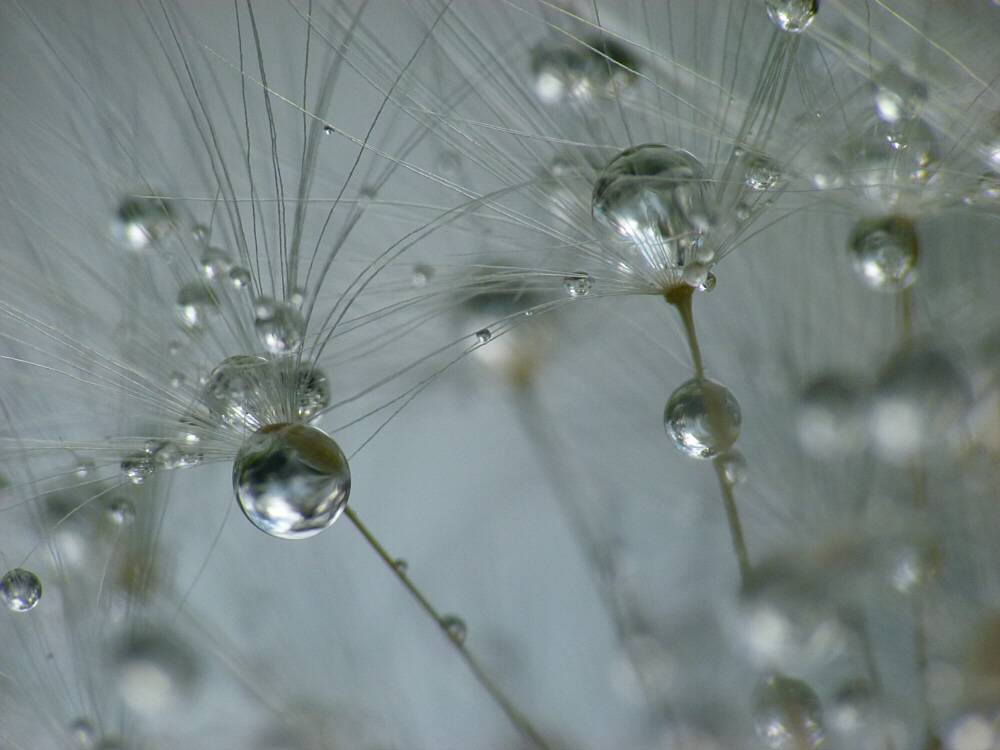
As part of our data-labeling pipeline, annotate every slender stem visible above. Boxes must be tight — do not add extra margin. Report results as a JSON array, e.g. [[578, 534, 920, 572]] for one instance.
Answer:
[[666, 287, 752, 585], [343, 506, 554, 750], [900, 288, 915, 343]]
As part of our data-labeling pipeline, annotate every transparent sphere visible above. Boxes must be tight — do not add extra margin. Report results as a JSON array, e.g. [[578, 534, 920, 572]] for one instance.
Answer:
[[530, 37, 638, 106], [871, 347, 971, 462], [285, 367, 331, 422], [115, 631, 198, 716], [593, 144, 716, 279], [233, 423, 351, 540], [199, 247, 232, 280], [765, 0, 819, 33], [664, 378, 741, 458], [874, 65, 928, 124], [745, 154, 781, 190], [847, 216, 919, 291], [121, 451, 155, 485], [176, 283, 219, 329], [255, 298, 306, 355], [110, 195, 176, 251], [1, 568, 43, 612], [563, 272, 594, 298], [202, 355, 270, 430], [842, 118, 939, 207], [796, 374, 869, 456], [753, 674, 825, 750]]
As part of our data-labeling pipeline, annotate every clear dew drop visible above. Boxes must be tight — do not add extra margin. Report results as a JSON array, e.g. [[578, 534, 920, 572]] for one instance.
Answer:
[[441, 615, 468, 644], [412, 264, 433, 288], [475, 328, 492, 344], [121, 451, 155, 485], [765, 0, 819, 32], [199, 247, 232, 280], [530, 36, 638, 106], [115, 631, 198, 717], [286, 366, 331, 422], [752, 674, 825, 750], [592, 144, 716, 279], [843, 118, 939, 205], [191, 224, 211, 244], [847, 216, 919, 291], [393, 558, 409, 575], [110, 196, 176, 251], [718, 449, 747, 484], [323, 124, 334, 135], [0, 568, 42, 612], [870, 347, 971, 463], [229, 266, 252, 290], [233, 423, 351, 540], [176, 283, 219, 329], [664, 378, 742, 458], [563, 272, 594, 298], [108, 499, 136, 527], [202, 355, 270, 430], [874, 65, 928, 124], [254, 298, 306, 355], [796, 374, 869, 456], [682, 263, 710, 289], [698, 272, 717, 292], [745, 155, 781, 190]]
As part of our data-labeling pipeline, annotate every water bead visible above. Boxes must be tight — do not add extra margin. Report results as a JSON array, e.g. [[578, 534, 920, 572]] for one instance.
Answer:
[[530, 37, 638, 106], [745, 155, 781, 190], [255, 298, 306, 355], [323, 124, 334, 135], [870, 347, 971, 463], [69, 717, 96, 748], [393, 559, 409, 575], [229, 266, 252, 290], [199, 247, 232, 280], [286, 366, 331, 422], [796, 374, 868, 456], [664, 378, 742, 459], [412, 264, 433, 288], [176, 283, 219, 329], [753, 674, 825, 750], [233, 423, 351, 540], [682, 263, 710, 289], [718, 450, 747, 484], [593, 144, 716, 279], [115, 631, 198, 716], [111, 196, 176, 251], [202, 355, 270, 430], [475, 328, 492, 344], [108, 499, 136, 527], [874, 65, 928, 124], [843, 118, 939, 206], [441, 615, 468, 644], [699, 273, 717, 292], [563, 272, 594, 298], [765, 0, 818, 32], [121, 451, 155, 485], [1, 568, 43, 612], [847, 216, 919, 291]]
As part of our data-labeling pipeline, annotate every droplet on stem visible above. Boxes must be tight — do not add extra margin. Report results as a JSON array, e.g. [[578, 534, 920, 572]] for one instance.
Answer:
[[664, 378, 742, 458], [1, 568, 43, 612]]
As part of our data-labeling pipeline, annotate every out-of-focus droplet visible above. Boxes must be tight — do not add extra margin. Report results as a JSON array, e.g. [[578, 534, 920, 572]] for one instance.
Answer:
[[1, 568, 42, 612], [752, 673, 825, 750], [531, 37, 638, 106], [111, 196, 176, 251], [176, 283, 219, 329], [718, 450, 748, 484], [108, 499, 136, 527], [229, 266, 252, 290], [233, 423, 351, 540], [664, 378, 742, 458], [115, 631, 198, 716], [796, 374, 869, 456], [874, 65, 928, 124], [199, 247, 233, 280]]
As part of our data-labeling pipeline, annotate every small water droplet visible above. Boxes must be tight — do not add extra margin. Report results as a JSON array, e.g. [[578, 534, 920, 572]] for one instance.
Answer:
[[110, 195, 176, 251], [1, 568, 42, 611], [254, 298, 306, 355], [847, 216, 919, 292], [753, 673, 825, 750], [718, 449, 747, 484], [393, 559, 409, 575], [874, 64, 928, 124], [176, 284, 219, 329], [664, 378, 742, 458], [121, 451, 155, 485], [745, 155, 781, 190], [682, 263, 710, 289], [698, 272, 717, 292], [202, 355, 269, 430], [191, 224, 211, 244], [563, 272, 594, 298], [69, 717, 96, 749], [530, 36, 639, 106], [169, 371, 186, 389], [441, 615, 467, 644], [199, 247, 232, 280], [323, 124, 334, 135], [764, 0, 818, 32], [412, 264, 433, 288], [229, 266, 252, 290], [475, 328, 492, 344], [108, 499, 136, 527]]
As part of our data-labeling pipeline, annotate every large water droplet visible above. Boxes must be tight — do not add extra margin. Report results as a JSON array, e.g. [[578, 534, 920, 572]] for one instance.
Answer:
[[593, 144, 716, 283], [531, 37, 638, 106], [847, 216, 919, 291], [753, 674, 825, 750], [110, 196, 176, 251], [255, 298, 306, 355], [842, 118, 939, 206], [233, 423, 351, 540], [664, 378, 741, 458], [765, 0, 818, 32], [1, 568, 42, 611]]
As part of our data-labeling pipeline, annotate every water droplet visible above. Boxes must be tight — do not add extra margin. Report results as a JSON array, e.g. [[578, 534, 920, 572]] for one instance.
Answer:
[[202, 355, 270, 430], [765, 0, 819, 32], [682, 263, 710, 289], [176, 283, 219, 329], [286, 366, 331, 422], [753, 674, 825, 750], [323, 124, 334, 135], [255, 298, 306, 355], [874, 65, 928, 124], [233, 423, 351, 540], [698, 272, 717, 292], [412, 264, 433, 288], [199, 247, 232, 280], [229, 266, 252, 290], [191, 224, 211, 244], [1, 568, 42, 611], [530, 37, 638, 106], [718, 450, 747, 484], [108, 499, 136, 527], [121, 451, 155, 485], [75, 460, 94, 479], [842, 118, 939, 205], [870, 347, 971, 463], [115, 631, 198, 716], [475, 328, 492, 344], [831, 679, 879, 736], [745, 155, 781, 190], [796, 374, 869, 456], [168, 371, 185, 389], [69, 717, 96, 748], [393, 559, 409, 575], [441, 615, 467, 643], [110, 195, 176, 251], [563, 272, 594, 298], [437, 151, 461, 177], [592, 144, 716, 283], [151, 441, 182, 470], [664, 378, 742, 458], [847, 216, 920, 292]]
